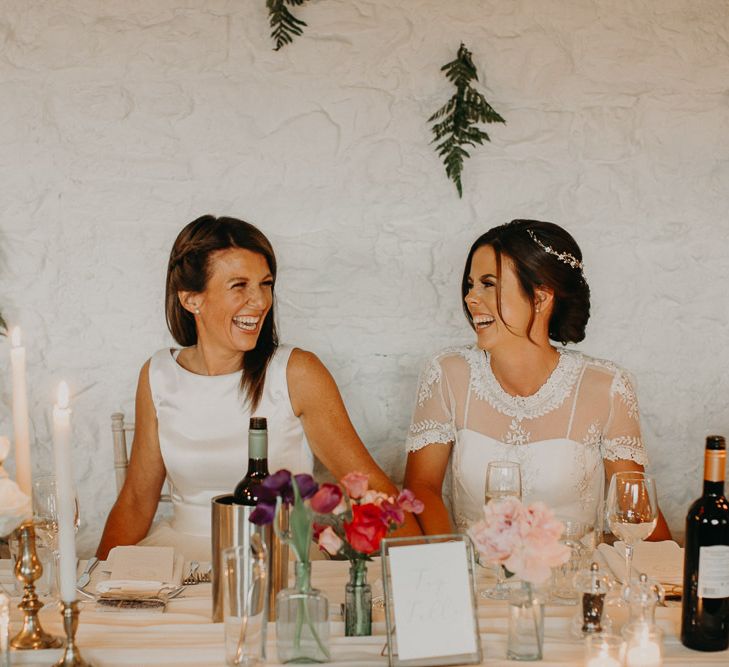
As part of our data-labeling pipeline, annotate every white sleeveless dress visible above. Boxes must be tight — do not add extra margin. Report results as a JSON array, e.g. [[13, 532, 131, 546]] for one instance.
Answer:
[[406, 346, 648, 533], [139, 344, 313, 560]]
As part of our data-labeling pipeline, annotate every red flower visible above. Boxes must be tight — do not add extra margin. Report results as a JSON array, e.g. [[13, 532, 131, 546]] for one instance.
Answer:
[[344, 503, 389, 554]]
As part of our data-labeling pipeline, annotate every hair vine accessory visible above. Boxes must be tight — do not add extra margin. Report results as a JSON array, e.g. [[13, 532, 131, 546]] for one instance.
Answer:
[[526, 229, 584, 270]]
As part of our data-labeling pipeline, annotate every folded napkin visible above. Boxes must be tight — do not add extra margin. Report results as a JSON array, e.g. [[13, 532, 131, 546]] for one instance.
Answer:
[[597, 540, 683, 586], [96, 546, 183, 595]]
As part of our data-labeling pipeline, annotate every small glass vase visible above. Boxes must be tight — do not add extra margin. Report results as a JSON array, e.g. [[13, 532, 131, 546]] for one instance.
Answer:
[[276, 562, 330, 663], [507, 582, 545, 661], [345, 559, 372, 637]]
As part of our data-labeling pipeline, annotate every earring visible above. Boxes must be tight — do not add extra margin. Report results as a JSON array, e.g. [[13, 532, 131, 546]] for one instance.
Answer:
[[194, 308, 200, 315]]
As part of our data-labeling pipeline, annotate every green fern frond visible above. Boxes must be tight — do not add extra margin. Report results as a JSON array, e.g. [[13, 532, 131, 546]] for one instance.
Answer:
[[267, 0, 309, 51], [429, 43, 505, 197]]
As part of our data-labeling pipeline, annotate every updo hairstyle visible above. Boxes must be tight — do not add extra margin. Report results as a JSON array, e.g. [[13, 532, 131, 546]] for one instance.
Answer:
[[461, 219, 590, 344]]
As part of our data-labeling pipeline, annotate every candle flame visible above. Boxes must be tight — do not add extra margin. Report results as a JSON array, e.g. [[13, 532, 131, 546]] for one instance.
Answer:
[[57, 381, 70, 410], [11, 327, 21, 347]]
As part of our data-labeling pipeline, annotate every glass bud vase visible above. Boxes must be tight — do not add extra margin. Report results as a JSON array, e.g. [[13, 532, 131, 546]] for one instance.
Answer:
[[507, 582, 545, 661], [276, 562, 330, 663], [345, 559, 372, 637]]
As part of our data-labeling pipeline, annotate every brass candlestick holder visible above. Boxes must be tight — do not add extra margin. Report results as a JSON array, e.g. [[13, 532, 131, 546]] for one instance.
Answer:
[[10, 520, 62, 650], [54, 601, 92, 667]]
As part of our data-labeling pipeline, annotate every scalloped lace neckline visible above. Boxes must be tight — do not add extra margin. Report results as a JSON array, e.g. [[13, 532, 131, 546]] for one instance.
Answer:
[[466, 347, 583, 421]]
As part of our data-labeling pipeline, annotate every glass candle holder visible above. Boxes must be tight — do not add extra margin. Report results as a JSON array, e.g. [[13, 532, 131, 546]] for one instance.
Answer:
[[623, 624, 663, 667], [584, 634, 625, 667]]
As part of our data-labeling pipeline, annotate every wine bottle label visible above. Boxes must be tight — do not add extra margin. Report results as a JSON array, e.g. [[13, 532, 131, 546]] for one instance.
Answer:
[[698, 545, 729, 598]]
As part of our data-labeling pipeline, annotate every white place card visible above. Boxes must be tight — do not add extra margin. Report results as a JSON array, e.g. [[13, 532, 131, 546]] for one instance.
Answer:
[[382, 536, 481, 666], [108, 546, 174, 583]]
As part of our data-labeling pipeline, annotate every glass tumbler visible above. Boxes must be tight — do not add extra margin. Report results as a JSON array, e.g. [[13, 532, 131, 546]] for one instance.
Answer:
[[223, 543, 268, 667]]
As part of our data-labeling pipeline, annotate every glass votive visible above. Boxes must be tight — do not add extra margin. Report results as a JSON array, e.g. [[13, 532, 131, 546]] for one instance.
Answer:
[[584, 634, 625, 667], [623, 624, 663, 667]]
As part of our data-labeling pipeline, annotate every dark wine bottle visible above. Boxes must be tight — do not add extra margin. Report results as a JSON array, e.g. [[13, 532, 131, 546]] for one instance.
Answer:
[[681, 435, 729, 651], [232, 417, 269, 505]]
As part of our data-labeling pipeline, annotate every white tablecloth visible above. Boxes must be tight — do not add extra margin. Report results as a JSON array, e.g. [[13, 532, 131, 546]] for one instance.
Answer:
[[2, 559, 727, 666]]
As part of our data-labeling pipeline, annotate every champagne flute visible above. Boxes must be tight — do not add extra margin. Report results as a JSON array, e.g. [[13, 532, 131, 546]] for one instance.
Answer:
[[606, 471, 657, 588], [481, 460, 522, 599]]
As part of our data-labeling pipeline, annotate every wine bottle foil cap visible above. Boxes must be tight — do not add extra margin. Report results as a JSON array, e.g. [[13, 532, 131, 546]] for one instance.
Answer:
[[249, 417, 267, 430], [706, 435, 726, 451]]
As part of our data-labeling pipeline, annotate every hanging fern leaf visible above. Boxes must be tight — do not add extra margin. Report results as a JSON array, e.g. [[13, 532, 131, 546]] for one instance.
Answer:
[[429, 43, 505, 197], [267, 0, 310, 51]]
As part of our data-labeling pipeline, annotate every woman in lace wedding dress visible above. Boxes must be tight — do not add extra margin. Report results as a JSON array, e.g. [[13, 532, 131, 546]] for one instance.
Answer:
[[97, 216, 418, 561], [404, 220, 671, 538]]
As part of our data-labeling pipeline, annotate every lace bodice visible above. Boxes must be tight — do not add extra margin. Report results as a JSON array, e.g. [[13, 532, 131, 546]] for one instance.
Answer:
[[406, 346, 647, 531]]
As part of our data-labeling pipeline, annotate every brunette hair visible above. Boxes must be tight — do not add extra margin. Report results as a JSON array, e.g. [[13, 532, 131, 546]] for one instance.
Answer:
[[165, 215, 278, 410], [461, 219, 590, 344]]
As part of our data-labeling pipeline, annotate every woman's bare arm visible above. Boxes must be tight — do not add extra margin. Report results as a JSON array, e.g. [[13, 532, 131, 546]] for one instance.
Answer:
[[288, 349, 421, 537], [96, 361, 166, 559], [403, 443, 453, 535]]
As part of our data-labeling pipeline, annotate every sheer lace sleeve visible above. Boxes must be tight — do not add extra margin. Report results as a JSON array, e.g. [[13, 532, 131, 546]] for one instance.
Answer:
[[406, 354, 456, 453], [602, 368, 648, 465]]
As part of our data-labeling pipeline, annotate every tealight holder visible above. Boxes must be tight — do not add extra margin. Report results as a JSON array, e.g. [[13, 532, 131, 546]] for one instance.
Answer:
[[584, 634, 625, 667], [54, 600, 92, 667], [10, 521, 62, 650], [623, 623, 663, 667], [571, 562, 613, 638], [622, 573, 663, 630]]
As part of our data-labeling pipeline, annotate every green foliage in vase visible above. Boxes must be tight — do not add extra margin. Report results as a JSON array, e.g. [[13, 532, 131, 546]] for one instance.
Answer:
[[429, 43, 506, 197], [267, 0, 310, 51]]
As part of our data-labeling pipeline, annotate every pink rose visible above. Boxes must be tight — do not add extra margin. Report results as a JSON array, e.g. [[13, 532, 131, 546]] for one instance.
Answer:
[[341, 472, 369, 499], [317, 526, 343, 556]]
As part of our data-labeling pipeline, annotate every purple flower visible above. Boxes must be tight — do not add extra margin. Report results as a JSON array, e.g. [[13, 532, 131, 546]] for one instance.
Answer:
[[310, 483, 343, 514], [294, 473, 318, 500], [249, 503, 276, 525]]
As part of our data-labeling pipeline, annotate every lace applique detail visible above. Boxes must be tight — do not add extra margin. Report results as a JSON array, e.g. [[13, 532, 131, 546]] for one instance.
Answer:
[[611, 371, 639, 420], [416, 357, 442, 406], [504, 419, 531, 446], [464, 347, 584, 421], [583, 422, 601, 449], [406, 419, 454, 452], [602, 436, 648, 465]]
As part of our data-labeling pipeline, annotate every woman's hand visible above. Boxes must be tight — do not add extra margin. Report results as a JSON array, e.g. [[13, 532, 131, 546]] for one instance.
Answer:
[[288, 349, 422, 537], [96, 361, 166, 559]]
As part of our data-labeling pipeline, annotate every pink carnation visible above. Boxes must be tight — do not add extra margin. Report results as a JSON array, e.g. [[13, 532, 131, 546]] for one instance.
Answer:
[[361, 489, 390, 506], [341, 472, 369, 499]]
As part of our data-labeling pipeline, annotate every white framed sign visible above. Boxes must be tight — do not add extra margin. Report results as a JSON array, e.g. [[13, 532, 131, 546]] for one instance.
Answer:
[[380, 535, 482, 667]]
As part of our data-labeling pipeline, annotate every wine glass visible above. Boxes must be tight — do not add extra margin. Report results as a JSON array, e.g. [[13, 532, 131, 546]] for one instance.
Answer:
[[32, 475, 80, 596], [481, 460, 522, 599], [606, 471, 657, 588]]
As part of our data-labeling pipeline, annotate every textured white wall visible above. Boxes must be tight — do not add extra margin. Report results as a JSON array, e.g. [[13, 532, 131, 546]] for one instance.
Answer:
[[1, 0, 728, 555]]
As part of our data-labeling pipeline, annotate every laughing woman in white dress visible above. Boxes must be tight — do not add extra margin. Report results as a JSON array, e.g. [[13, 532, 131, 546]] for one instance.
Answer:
[[404, 219, 671, 538], [97, 215, 418, 561]]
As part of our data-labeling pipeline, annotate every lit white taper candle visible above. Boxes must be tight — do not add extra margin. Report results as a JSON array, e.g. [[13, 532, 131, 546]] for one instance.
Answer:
[[0, 592, 8, 658], [52, 381, 76, 603], [10, 327, 32, 496]]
